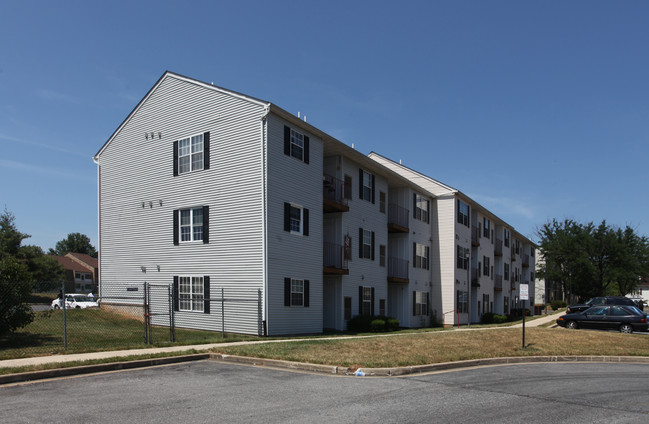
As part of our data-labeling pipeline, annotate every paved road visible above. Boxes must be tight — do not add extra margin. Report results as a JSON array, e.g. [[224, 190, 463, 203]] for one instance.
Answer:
[[2, 361, 649, 423]]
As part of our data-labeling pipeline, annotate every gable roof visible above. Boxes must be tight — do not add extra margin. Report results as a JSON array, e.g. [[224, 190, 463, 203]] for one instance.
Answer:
[[368, 152, 536, 246], [94, 71, 271, 160], [66, 252, 98, 269]]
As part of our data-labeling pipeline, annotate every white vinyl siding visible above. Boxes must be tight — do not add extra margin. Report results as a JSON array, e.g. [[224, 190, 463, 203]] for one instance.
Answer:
[[97, 74, 266, 335]]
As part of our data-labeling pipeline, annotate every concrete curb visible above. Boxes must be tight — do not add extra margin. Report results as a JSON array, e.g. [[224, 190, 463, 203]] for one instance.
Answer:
[[209, 353, 649, 377], [2, 352, 648, 385], [0, 354, 209, 385]]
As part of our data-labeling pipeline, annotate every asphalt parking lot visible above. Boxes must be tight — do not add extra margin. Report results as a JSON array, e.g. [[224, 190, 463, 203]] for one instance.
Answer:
[[2, 361, 649, 423]]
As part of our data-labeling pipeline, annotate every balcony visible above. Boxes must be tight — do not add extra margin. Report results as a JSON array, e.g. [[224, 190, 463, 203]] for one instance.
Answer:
[[323, 242, 349, 275], [521, 253, 530, 268], [495, 274, 503, 291], [387, 203, 409, 233], [387, 257, 409, 283], [495, 239, 503, 256], [323, 174, 349, 213], [471, 226, 480, 246]]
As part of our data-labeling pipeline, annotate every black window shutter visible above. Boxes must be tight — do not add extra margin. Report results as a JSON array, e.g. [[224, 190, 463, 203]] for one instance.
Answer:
[[413, 242, 417, 267], [304, 280, 310, 307], [371, 231, 375, 260], [358, 286, 363, 315], [173, 210, 179, 245], [426, 246, 430, 270], [303, 208, 309, 236], [426, 200, 430, 223], [358, 169, 363, 199], [173, 140, 179, 176], [173, 276, 179, 312], [413, 193, 417, 218], [284, 126, 291, 156], [284, 203, 291, 232], [303, 136, 309, 164], [371, 287, 375, 316], [203, 276, 210, 314], [371, 174, 375, 204], [203, 132, 210, 170], [284, 278, 291, 306], [358, 227, 363, 258], [413, 291, 417, 316], [202, 206, 209, 244], [427, 292, 430, 315]]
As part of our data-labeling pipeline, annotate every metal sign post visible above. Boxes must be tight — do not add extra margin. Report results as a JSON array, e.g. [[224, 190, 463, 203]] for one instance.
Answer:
[[520, 283, 529, 349]]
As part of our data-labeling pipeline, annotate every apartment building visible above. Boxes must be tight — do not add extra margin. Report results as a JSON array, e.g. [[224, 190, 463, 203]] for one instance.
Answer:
[[368, 153, 536, 326], [94, 71, 535, 335]]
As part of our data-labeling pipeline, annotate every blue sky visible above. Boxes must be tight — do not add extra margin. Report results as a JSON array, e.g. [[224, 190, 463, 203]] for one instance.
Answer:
[[1, 1, 648, 250]]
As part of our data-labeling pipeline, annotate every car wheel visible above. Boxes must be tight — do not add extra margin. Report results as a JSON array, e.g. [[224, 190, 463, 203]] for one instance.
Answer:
[[53, 305, 60, 310], [566, 321, 578, 330], [619, 324, 633, 334], [75, 305, 81, 309]]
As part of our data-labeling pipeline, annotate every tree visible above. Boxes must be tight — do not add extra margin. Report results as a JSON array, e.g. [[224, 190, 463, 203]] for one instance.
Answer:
[[537, 219, 649, 301], [0, 256, 33, 335], [0, 208, 30, 259], [49, 233, 97, 258]]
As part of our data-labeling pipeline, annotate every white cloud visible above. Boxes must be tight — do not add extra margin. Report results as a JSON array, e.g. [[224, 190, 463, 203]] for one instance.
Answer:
[[0, 159, 94, 182], [36, 89, 81, 104], [0, 133, 87, 157], [469, 193, 535, 220]]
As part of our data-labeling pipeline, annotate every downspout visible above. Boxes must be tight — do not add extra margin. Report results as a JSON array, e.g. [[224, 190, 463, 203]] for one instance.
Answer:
[[260, 104, 271, 336], [92, 156, 101, 297]]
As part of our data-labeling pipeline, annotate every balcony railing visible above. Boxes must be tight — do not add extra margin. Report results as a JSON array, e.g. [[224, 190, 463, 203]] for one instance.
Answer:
[[323, 242, 348, 274], [495, 274, 503, 291], [521, 253, 530, 267], [388, 203, 409, 233], [323, 174, 349, 213], [495, 239, 503, 256], [388, 257, 409, 282], [471, 226, 480, 246]]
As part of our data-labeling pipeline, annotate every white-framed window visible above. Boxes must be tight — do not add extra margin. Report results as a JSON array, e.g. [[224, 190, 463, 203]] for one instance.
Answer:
[[482, 294, 490, 314], [289, 205, 302, 233], [515, 239, 520, 255], [379, 245, 386, 267], [414, 194, 429, 223], [290, 129, 304, 161], [359, 169, 374, 202], [483, 218, 490, 238], [483, 256, 490, 277], [362, 286, 372, 315], [504, 296, 510, 315], [414, 243, 429, 269], [379, 191, 386, 214], [504, 229, 510, 247], [180, 207, 204, 242], [179, 276, 204, 312], [504, 263, 510, 280], [284, 203, 309, 236], [457, 246, 469, 270], [414, 291, 428, 316], [457, 199, 469, 227], [291, 279, 304, 307], [457, 290, 468, 313], [362, 229, 372, 259], [178, 133, 204, 174]]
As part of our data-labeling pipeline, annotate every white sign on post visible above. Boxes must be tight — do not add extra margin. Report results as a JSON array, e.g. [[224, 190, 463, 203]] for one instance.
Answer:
[[520, 284, 529, 301]]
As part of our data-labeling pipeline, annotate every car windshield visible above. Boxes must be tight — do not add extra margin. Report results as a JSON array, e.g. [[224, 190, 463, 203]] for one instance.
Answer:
[[584, 306, 608, 315]]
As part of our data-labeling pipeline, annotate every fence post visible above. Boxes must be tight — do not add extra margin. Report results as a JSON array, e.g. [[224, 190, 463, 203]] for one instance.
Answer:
[[257, 289, 262, 337], [143, 282, 148, 344], [169, 284, 175, 343], [221, 287, 225, 339], [62, 281, 67, 350]]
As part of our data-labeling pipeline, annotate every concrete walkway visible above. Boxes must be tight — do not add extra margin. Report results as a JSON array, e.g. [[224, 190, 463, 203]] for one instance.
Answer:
[[0, 310, 564, 371]]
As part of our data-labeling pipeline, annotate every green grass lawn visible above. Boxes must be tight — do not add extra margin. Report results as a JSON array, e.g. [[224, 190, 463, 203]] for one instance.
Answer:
[[0, 308, 258, 360]]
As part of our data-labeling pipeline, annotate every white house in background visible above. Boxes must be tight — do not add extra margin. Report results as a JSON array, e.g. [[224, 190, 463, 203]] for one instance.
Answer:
[[94, 71, 535, 335]]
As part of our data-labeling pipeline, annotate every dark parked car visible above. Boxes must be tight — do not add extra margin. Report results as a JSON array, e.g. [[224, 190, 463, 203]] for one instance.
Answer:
[[567, 296, 638, 314], [556, 305, 648, 333]]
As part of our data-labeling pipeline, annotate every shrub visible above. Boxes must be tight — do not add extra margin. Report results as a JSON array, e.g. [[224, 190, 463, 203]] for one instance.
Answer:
[[481, 312, 496, 324], [492, 314, 508, 324], [370, 319, 386, 332], [551, 300, 567, 310], [347, 315, 400, 333]]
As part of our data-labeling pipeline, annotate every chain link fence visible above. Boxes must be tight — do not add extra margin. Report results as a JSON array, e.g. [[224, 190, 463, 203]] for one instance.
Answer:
[[1, 281, 263, 361]]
